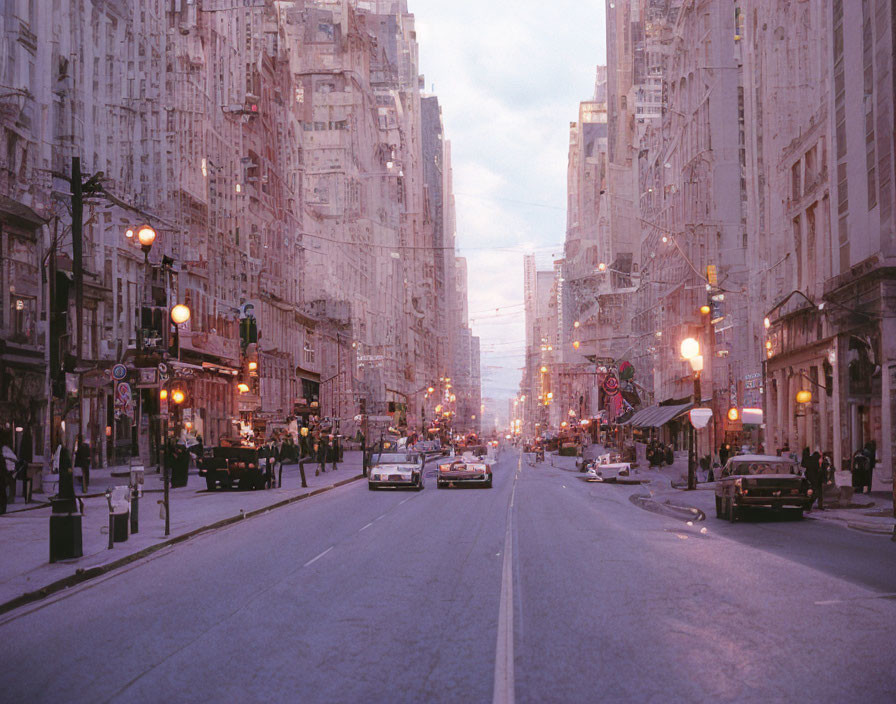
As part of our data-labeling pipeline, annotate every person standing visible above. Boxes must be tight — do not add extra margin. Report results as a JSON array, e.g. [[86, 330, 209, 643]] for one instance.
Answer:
[[329, 434, 338, 471], [0, 432, 15, 514], [805, 449, 823, 510], [74, 434, 91, 493], [862, 441, 877, 493], [719, 444, 730, 468]]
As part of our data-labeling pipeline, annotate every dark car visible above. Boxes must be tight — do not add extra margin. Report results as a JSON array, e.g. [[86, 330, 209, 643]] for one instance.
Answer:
[[198, 446, 272, 491], [715, 454, 812, 521]]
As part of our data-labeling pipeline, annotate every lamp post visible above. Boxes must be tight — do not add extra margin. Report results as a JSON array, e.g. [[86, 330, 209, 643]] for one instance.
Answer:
[[680, 337, 702, 490], [161, 303, 189, 537]]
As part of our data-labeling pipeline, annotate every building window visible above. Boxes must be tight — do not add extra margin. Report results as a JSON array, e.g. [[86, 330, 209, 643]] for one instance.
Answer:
[[9, 296, 36, 344], [303, 331, 315, 366]]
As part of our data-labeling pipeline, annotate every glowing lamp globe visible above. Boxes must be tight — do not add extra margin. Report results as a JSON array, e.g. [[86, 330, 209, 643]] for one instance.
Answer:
[[573, 340, 580, 350], [159, 389, 169, 401], [171, 389, 186, 405], [237, 383, 250, 394], [700, 305, 711, 315], [796, 390, 812, 404], [170, 304, 191, 325], [248, 361, 258, 371], [727, 407, 739, 422], [680, 337, 700, 360], [136, 225, 157, 248]]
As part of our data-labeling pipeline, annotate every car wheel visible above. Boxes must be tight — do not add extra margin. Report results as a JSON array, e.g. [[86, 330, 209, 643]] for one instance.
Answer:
[[795, 508, 804, 519], [368, 483, 376, 491], [727, 498, 737, 523], [437, 481, 445, 489], [715, 496, 722, 518], [206, 476, 216, 492]]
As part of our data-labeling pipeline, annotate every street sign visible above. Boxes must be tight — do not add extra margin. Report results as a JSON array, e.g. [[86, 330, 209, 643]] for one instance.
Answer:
[[112, 364, 128, 381]]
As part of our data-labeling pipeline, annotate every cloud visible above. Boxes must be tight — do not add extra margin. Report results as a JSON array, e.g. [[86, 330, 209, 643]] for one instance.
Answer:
[[411, 0, 606, 401]]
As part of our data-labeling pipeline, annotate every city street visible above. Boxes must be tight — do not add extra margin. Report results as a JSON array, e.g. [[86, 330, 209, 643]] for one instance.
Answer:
[[1, 449, 894, 703]]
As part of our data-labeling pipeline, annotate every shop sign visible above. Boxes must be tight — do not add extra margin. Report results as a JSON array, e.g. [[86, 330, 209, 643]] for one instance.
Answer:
[[114, 381, 135, 423]]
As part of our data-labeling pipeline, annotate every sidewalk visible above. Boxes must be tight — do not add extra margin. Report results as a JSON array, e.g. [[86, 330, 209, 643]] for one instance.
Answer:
[[549, 445, 895, 536], [0, 452, 365, 610]]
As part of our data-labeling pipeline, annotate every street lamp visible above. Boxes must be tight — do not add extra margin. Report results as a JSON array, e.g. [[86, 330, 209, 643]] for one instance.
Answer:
[[136, 225, 157, 254], [170, 304, 191, 325], [680, 337, 701, 490]]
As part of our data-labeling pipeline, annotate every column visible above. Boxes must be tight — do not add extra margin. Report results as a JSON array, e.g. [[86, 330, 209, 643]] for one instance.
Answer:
[[776, 369, 787, 451], [786, 372, 797, 451], [765, 366, 777, 451]]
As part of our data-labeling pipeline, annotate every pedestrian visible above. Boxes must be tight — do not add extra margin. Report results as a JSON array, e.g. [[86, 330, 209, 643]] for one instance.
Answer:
[[664, 443, 674, 466], [74, 434, 91, 493], [862, 441, 877, 493], [317, 432, 329, 476], [805, 449, 823, 510], [0, 432, 14, 514], [800, 447, 811, 474], [330, 434, 339, 471], [719, 444, 730, 468]]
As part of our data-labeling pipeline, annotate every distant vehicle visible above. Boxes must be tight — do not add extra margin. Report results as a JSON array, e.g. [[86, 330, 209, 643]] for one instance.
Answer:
[[368, 451, 425, 491], [715, 454, 812, 521], [437, 453, 493, 489]]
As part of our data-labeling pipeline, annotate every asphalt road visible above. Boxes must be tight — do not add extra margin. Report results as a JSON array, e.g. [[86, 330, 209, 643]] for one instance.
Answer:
[[1, 450, 894, 703]]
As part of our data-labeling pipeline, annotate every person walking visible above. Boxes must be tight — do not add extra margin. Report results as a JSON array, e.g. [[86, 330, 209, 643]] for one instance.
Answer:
[[805, 449, 823, 510], [719, 444, 730, 468], [330, 434, 339, 471], [74, 434, 91, 493], [316, 432, 329, 476]]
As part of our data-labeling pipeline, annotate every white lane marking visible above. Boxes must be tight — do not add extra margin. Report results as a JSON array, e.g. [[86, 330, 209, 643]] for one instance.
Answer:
[[303, 546, 333, 567], [399, 497, 411, 505], [359, 522, 373, 532], [375, 514, 386, 521], [493, 460, 518, 704]]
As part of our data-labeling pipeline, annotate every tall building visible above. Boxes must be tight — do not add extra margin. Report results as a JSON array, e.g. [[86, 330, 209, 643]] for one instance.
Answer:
[[0, 0, 478, 469]]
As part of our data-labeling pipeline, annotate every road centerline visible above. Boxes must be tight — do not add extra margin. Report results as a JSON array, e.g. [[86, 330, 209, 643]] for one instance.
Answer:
[[493, 455, 519, 704]]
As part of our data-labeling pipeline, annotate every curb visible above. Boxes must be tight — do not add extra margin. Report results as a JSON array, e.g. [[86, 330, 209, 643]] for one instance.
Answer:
[[630, 493, 706, 522], [0, 473, 365, 617], [804, 512, 896, 536]]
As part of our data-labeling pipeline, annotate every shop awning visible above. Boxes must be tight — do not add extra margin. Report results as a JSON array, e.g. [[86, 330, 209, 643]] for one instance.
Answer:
[[622, 402, 692, 428]]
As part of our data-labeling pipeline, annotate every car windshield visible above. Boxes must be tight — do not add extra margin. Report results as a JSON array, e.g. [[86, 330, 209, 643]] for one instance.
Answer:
[[728, 461, 798, 475], [375, 453, 418, 465]]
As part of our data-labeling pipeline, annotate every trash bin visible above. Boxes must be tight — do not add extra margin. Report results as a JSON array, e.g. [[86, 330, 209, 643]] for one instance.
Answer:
[[110, 486, 130, 543], [50, 497, 83, 563]]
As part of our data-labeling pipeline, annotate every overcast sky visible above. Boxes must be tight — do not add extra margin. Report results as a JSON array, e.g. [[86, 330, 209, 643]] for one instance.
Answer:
[[411, 0, 607, 406]]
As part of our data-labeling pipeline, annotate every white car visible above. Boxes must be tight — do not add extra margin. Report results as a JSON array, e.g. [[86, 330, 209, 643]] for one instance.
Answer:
[[368, 451, 425, 491]]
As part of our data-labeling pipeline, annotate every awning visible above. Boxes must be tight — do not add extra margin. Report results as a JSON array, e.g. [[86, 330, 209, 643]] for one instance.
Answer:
[[622, 402, 692, 428]]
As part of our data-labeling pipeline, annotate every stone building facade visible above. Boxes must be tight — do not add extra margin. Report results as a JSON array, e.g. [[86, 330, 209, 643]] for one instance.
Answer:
[[0, 0, 479, 468]]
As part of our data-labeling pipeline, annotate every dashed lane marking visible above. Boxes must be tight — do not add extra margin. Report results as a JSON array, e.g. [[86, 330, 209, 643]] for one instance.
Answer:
[[303, 546, 333, 567]]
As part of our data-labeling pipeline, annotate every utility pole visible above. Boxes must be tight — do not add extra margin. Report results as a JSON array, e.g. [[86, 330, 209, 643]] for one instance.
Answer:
[[71, 157, 84, 368]]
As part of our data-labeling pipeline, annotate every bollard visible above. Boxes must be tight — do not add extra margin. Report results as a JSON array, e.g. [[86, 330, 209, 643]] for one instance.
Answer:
[[130, 483, 139, 534], [105, 489, 114, 550]]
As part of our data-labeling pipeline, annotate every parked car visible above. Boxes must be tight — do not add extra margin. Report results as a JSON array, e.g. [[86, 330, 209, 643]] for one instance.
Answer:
[[368, 451, 425, 491], [436, 453, 493, 489], [715, 454, 812, 521], [198, 445, 272, 491]]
